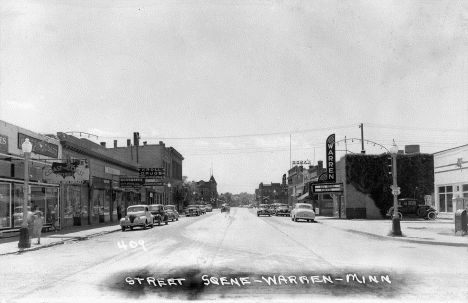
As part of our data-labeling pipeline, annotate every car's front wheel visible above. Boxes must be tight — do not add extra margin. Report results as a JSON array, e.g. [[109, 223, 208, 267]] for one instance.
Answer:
[[143, 221, 148, 229], [121, 226, 126, 232], [427, 211, 437, 220], [294, 217, 298, 222]]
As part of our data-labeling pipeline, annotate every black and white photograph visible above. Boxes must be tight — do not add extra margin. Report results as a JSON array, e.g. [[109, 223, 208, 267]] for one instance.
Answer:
[[0, 0, 467, 302]]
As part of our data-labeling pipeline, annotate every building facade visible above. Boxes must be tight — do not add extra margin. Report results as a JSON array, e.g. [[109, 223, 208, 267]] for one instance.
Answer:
[[110, 140, 184, 210], [257, 182, 286, 205], [196, 176, 218, 207], [56, 132, 142, 228], [0, 120, 62, 234], [433, 144, 468, 214]]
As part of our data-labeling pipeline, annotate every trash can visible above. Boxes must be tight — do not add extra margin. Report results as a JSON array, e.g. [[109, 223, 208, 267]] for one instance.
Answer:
[[454, 209, 467, 235]]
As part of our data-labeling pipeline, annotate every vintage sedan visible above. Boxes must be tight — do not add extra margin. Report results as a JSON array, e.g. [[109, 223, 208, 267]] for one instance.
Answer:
[[185, 205, 200, 217], [164, 205, 179, 222], [205, 204, 213, 212], [290, 203, 316, 222], [257, 204, 270, 217], [148, 204, 169, 226], [197, 205, 206, 214], [120, 205, 154, 231], [275, 204, 290, 217]]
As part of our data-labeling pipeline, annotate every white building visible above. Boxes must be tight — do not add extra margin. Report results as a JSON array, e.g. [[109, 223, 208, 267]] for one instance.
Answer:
[[433, 144, 468, 214]]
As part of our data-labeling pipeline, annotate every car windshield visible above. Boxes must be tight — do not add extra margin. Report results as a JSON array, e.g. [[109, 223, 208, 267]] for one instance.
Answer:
[[278, 206, 288, 209], [166, 206, 174, 210], [128, 206, 145, 212], [187, 206, 196, 209], [149, 206, 162, 211], [298, 205, 312, 209]]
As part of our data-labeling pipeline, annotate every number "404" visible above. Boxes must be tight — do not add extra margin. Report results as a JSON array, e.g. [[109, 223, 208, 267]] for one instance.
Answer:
[[117, 240, 147, 251]]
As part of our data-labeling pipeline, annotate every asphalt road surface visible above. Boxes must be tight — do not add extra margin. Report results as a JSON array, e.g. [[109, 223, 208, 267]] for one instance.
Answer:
[[1, 208, 467, 303]]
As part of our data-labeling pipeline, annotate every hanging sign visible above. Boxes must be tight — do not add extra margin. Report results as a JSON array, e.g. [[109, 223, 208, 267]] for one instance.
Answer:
[[326, 134, 336, 182], [43, 160, 90, 183], [139, 168, 165, 178]]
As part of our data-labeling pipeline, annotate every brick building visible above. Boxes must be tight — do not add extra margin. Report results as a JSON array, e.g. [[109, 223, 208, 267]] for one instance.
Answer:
[[196, 176, 218, 207], [256, 182, 287, 205], [110, 140, 184, 210]]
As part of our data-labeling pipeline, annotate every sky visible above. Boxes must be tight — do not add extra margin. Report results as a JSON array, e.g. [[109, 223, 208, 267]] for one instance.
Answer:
[[1, 0, 467, 194]]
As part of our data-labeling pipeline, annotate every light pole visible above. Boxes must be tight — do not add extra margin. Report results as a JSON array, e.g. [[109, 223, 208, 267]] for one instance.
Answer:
[[18, 138, 32, 249], [167, 183, 171, 205], [390, 140, 402, 236]]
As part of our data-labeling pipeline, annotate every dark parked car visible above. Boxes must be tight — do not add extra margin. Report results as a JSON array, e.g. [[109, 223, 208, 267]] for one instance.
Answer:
[[164, 205, 179, 222], [275, 204, 290, 216], [257, 204, 270, 217], [221, 203, 230, 213], [148, 204, 169, 225], [386, 198, 437, 220]]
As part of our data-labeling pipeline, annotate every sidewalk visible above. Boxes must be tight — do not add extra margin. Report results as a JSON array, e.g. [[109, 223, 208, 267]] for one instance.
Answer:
[[319, 215, 468, 247], [0, 222, 121, 256]]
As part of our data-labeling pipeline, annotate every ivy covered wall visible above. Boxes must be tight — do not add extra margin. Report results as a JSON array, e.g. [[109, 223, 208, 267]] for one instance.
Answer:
[[345, 153, 434, 218]]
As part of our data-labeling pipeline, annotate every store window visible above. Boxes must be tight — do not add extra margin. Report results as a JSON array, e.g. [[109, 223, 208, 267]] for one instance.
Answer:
[[463, 184, 468, 198], [45, 187, 59, 225], [13, 184, 27, 227], [0, 183, 11, 228], [438, 186, 453, 212]]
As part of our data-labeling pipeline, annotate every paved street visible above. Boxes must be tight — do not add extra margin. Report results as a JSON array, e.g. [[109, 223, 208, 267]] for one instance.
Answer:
[[1, 208, 467, 303]]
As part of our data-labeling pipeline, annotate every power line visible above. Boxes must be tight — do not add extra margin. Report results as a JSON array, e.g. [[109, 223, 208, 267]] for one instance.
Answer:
[[96, 124, 357, 140]]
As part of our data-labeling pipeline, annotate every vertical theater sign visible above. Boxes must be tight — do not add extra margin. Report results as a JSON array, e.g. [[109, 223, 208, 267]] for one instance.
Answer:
[[312, 134, 343, 194]]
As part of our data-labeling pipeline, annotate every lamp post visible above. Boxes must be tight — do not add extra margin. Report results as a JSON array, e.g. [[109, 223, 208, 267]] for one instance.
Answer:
[[390, 140, 402, 236], [167, 183, 171, 205], [18, 138, 32, 249]]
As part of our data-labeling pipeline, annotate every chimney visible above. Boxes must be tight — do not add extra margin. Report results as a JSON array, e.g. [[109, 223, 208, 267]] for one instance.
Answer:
[[114, 140, 117, 148], [127, 139, 131, 147], [100, 142, 106, 147], [143, 141, 147, 146]]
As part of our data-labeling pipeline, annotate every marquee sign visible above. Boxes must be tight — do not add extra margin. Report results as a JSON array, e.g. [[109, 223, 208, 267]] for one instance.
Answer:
[[310, 183, 343, 194], [318, 134, 336, 182]]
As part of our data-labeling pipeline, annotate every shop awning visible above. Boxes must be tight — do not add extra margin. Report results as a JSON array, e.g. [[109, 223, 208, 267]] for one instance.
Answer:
[[298, 193, 311, 201]]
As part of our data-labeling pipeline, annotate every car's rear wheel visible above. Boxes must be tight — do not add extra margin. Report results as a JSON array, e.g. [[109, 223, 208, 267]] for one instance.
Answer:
[[294, 217, 298, 222], [176, 217, 179, 221], [427, 211, 437, 220], [130, 227, 134, 230], [143, 221, 148, 229], [158, 221, 161, 226], [121, 226, 125, 232]]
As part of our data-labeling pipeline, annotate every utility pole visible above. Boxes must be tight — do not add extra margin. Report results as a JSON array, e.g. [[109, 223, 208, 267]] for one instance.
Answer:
[[133, 132, 140, 163], [359, 123, 365, 154]]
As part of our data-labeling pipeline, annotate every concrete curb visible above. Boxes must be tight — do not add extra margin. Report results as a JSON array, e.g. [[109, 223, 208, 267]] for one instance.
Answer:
[[343, 228, 468, 247], [0, 228, 121, 257]]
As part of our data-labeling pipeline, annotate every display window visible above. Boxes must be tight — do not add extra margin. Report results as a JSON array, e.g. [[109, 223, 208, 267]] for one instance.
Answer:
[[0, 183, 11, 228]]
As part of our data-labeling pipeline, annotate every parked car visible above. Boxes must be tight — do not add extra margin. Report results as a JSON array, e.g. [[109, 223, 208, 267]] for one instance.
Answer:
[[205, 204, 213, 212], [120, 205, 154, 231], [275, 204, 290, 216], [148, 204, 169, 226], [268, 204, 278, 215], [164, 205, 179, 222], [221, 203, 230, 213], [197, 205, 206, 214], [247, 204, 253, 209], [386, 198, 438, 220], [290, 203, 316, 222], [257, 204, 270, 217], [185, 205, 200, 217]]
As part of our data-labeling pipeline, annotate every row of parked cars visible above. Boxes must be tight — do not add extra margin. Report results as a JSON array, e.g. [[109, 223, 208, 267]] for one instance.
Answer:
[[120, 203, 213, 231], [257, 203, 316, 222]]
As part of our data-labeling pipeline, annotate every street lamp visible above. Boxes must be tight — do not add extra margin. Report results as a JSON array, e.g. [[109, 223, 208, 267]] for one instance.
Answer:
[[167, 183, 171, 205], [18, 138, 32, 249], [390, 140, 402, 236]]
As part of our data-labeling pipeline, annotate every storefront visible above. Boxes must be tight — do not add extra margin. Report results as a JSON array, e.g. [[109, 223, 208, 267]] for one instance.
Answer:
[[434, 144, 468, 214], [0, 120, 63, 234], [0, 179, 60, 231]]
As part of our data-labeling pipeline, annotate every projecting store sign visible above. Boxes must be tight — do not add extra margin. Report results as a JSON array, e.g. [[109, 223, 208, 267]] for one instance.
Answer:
[[310, 183, 343, 194], [120, 177, 145, 188], [43, 160, 90, 184], [139, 168, 165, 178]]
